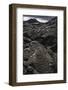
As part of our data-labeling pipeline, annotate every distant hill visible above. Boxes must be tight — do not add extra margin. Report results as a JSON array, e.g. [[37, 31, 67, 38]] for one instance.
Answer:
[[24, 18, 40, 24]]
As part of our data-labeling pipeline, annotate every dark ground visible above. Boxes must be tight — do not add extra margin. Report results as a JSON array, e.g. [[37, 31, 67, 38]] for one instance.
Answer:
[[23, 16, 57, 75]]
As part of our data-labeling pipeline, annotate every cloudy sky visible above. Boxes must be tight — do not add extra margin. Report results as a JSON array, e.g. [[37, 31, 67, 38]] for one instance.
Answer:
[[23, 15, 56, 23]]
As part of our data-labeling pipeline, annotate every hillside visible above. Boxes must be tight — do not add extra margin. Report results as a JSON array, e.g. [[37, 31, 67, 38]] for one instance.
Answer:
[[23, 17, 57, 74]]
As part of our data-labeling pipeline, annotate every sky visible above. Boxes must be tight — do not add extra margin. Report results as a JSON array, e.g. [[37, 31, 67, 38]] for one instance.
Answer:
[[23, 15, 56, 23]]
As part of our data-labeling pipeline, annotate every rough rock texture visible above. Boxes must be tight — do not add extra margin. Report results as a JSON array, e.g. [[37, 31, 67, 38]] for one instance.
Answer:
[[23, 17, 57, 75]]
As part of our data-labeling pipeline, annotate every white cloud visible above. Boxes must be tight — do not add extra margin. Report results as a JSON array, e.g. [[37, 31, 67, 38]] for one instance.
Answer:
[[37, 18, 48, 23]]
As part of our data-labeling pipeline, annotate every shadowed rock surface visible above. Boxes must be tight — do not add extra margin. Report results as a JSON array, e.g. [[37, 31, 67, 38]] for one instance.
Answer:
[[23, 17, 57, 75]]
